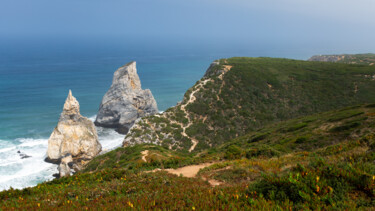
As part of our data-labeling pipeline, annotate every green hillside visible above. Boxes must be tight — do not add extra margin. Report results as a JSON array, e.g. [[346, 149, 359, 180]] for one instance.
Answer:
[[309, 53, 375, 65], [1, 104, 374, 210], [125, 57, 375, 152]]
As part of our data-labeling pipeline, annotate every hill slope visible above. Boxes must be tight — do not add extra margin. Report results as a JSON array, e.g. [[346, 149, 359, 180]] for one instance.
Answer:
[[309, 53, 375, 65], [125, 57, 375, 151], [1, 104, 374, 210]]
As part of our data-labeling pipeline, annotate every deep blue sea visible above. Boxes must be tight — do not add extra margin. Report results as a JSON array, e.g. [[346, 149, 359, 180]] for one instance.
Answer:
[[0, 39, 316, 190]]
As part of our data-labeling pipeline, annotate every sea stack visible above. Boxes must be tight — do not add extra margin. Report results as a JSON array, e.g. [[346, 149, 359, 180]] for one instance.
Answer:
[[46, 90, 102, 177], [95, 61, 158, 134]]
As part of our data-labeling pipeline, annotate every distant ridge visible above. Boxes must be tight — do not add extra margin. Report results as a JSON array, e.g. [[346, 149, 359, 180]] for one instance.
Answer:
[[308, 53, 375, 65]]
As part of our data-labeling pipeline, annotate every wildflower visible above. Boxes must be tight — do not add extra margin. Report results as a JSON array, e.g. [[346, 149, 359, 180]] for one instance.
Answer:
[[316, 176, 320, 182], [38, 203, 40, 207], [328, 186, 333, 193], [128, 201, 133, 208], [316, 185, 320, 193], [192, 206, 195, 210]]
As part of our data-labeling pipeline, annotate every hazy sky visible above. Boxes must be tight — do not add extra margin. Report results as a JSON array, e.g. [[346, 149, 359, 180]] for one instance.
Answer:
[[1, 0, 374, 56]]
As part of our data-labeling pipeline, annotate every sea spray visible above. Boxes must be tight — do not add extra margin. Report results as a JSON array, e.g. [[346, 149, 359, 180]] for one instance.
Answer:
[[0, 121, 124, 191]]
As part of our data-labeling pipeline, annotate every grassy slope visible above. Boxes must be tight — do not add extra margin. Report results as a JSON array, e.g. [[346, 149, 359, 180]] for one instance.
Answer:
[[2, 104, 374, 210], [125, 57, 375, 151]]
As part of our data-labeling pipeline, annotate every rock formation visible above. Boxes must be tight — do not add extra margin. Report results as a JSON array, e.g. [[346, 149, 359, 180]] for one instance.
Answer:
[[46, 90, 102, 177], [95, 61, 158, 134]]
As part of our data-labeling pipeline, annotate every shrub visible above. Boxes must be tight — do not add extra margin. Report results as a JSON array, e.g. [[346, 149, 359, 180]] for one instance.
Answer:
[[224, 145, 243, 159]]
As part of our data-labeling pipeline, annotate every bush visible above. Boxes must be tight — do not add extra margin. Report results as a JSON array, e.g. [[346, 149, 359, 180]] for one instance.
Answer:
[[224, 145, 243, 159], [246, 145, 280, 158]]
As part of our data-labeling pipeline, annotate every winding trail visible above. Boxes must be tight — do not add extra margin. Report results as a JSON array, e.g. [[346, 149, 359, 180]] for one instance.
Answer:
[[141, 150, 149, 162], [180, 79, 211, 152], [171, 65, 232, 152]]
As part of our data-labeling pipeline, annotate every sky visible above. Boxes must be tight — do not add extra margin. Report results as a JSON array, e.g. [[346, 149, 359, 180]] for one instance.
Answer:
[[0, 0, 374, 57]]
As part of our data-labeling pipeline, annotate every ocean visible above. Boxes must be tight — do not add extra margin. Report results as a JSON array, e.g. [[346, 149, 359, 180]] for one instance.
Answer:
[[0, 41, 231, 190], [0, 39, 314, 191]]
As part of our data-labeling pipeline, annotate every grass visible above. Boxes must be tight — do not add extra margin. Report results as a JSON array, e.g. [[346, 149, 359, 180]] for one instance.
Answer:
[[3, 56, 375, 209], [309, 53, 375, 65], [1, 104, 375, 209], [126, 57, 375, 151]]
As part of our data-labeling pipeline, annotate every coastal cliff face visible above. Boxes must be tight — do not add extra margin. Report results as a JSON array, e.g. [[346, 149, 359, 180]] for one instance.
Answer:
[[46, 90, 101, 177], [123, 57, 375, 152], [95, 62, 158, 134]]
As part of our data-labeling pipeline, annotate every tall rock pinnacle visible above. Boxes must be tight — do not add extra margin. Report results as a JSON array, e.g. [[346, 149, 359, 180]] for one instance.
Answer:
[[62, 90, 80, 116], [46, 90, 102, 177], [95, 61, 158, 134]]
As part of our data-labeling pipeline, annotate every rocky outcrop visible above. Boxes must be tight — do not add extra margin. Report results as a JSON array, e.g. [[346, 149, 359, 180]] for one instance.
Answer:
[[95, 61, 158, 134], [308, 55, 347, 62], [46, 90, 102, 177], [308, 54, 375, 65], [203, 60, 221, 77]]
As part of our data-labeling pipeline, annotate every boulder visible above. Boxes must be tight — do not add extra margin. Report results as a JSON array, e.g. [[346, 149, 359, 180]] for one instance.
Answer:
[[95, 61, 158, 134], [46, 90, 102, 177], [58, 154, 73, 178]]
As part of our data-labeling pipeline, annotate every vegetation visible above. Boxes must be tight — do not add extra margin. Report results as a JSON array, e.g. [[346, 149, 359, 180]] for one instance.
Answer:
[[309, 53, 375, 65], [1, 104, 375, 210], [2, 56, 375, 209], [126, 57, 375, 151]]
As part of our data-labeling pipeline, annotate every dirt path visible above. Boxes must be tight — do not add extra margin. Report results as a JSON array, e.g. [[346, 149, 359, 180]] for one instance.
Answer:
[[165, 78, 211, 152], [141, 150, 149, 162], [164, 163, 212, 177], [148, 162, 222, 186]]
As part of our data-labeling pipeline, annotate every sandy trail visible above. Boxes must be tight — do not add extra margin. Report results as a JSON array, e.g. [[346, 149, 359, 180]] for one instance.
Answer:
[[149, 162, 222, 186], [141, 150, 149, 162], [163, 163, 212, 177], [165, 78, 211, 152]]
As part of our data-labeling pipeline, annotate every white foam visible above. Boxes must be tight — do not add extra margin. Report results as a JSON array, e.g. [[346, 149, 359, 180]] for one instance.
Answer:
[[0, 146, 16, 153], [0, 123, 124, 191], [90, 114, 125, 151], [88, 115, 96, 122], [96, 126, 124, 151], [0, 137, 57, 191]]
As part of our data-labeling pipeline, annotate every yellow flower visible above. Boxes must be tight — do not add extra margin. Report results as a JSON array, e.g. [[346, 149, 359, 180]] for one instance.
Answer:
[[192, 206, 195, 210], [128, 201, 133, 208], [316, 176, 320, 182], [328, 186, 333, 193], [38, 203, 40, 207]]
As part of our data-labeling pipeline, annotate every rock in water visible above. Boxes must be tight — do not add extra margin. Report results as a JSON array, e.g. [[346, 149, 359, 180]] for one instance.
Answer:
[[95, 61, 158, 134], [46, 90, 102, 177]]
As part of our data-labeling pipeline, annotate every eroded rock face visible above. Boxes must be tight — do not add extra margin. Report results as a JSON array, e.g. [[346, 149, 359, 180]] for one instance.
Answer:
[[58, 154, 73, 178], [95, 61, 158, 134], [46, 90, 102, 177]]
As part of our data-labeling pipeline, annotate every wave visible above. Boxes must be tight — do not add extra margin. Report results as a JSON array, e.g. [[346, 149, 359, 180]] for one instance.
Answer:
[[0, 137, 56, 191], [0, 122, 124, 191]]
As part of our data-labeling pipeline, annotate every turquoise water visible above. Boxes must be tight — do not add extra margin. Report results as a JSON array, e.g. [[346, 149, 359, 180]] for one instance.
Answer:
[[0, 55, 211, 140], [0, 39, 314, 190], [0, 43, 224, 190]]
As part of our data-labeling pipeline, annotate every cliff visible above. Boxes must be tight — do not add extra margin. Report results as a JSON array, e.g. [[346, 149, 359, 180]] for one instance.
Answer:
[[95, 62, 158, 134], [2, 57, 375, 210], [124, 57, 375, 152]]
